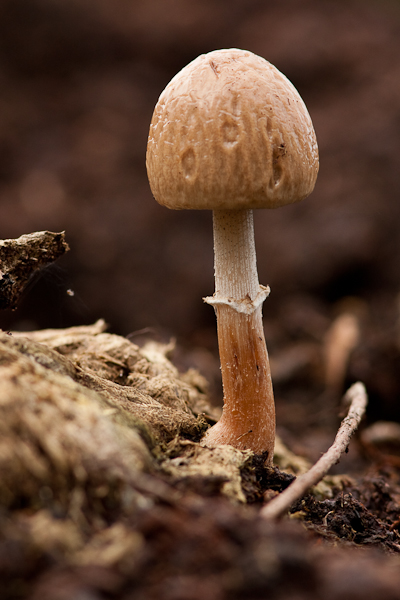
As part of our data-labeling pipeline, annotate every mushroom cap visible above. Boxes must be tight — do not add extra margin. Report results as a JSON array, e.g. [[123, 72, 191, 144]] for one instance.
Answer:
[[146, 48, 319, 210]]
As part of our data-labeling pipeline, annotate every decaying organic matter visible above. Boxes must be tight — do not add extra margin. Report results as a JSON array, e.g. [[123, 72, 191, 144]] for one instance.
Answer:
[[2, 320, 260, 505], [0, 319, 400, 599], [0, 231, 69, 310]]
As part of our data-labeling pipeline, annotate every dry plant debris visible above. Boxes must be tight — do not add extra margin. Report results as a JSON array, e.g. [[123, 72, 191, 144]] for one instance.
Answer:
[[0, 231, 69, 310], [261, 382, 368, 520]]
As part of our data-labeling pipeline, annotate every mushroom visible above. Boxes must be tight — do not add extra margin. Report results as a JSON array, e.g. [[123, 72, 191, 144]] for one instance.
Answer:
[[146, 49, 319, 464]]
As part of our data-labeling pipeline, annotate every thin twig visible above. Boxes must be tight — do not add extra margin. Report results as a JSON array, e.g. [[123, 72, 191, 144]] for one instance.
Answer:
[[261, 381, 368, 520]]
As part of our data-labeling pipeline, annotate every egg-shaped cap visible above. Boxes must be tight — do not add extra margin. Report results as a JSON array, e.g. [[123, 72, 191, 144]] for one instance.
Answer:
[[146, 48, 319, 210]]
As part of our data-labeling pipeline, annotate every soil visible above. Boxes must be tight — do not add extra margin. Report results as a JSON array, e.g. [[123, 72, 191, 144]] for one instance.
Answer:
[[0, 313, 399, 600], [1, 1, 400, 598]]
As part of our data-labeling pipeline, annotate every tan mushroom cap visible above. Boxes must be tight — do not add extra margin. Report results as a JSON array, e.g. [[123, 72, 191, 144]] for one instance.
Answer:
[[146, 48, 319, 210]]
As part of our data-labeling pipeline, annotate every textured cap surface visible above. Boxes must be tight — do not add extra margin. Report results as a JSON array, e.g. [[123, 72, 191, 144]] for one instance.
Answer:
[[146, 48, 319, 210]]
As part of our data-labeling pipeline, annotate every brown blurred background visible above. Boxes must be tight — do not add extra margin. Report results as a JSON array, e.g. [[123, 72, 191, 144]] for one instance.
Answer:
[[1, 0, 400, 367]]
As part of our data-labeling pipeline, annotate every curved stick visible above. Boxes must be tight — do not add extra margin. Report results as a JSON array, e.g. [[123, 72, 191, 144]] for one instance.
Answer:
[[261, 382, 368, 520]]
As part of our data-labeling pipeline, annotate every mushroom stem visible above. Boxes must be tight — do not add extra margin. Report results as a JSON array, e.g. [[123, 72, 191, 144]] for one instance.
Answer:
[[203, 209, 275, 463]]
